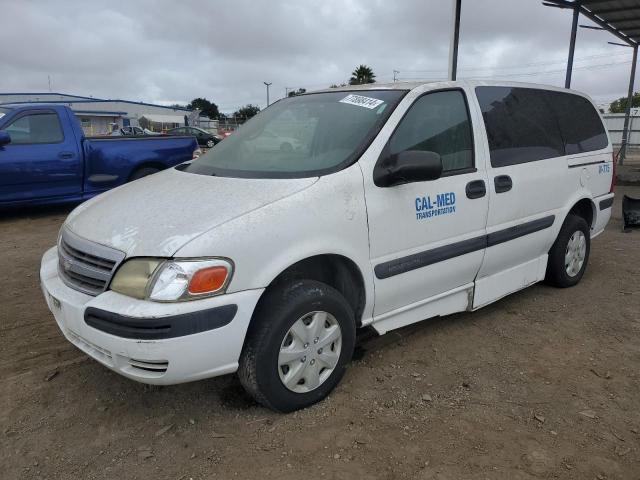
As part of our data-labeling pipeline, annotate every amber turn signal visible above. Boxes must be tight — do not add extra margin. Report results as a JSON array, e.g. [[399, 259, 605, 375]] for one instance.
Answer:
[[188, 266, 228, 294]]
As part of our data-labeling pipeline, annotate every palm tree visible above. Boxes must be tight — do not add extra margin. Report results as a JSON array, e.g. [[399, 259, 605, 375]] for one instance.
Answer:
[[349, 65, 376, 85]]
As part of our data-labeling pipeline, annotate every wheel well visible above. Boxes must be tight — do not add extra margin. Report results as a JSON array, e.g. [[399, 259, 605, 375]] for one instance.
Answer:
[[568, 199, 595, 228], [128, 162, 165, 180], [261, 255, 366, 326]]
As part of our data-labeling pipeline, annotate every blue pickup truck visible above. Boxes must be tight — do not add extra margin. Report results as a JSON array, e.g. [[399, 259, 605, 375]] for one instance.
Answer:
[[0, 105, 199, 207]]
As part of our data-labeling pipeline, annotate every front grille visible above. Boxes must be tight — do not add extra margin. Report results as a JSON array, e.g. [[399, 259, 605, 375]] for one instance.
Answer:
[[58, 228, 126, 296]]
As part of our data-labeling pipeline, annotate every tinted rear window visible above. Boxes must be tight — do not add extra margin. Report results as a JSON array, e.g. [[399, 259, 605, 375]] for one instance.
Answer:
[[475, 86, 564, 167], [476, 87, 608, 167], [547, 91, 608, 154]]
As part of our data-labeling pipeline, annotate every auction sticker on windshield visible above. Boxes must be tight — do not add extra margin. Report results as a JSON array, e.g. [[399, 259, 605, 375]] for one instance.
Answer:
[[339, 94, 385, 109]]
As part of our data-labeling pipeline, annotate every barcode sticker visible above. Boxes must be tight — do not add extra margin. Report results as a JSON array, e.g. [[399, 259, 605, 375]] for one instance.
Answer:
[[339, 94, 384, 109]]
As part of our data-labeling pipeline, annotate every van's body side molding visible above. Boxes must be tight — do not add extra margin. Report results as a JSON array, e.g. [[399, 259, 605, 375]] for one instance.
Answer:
[[486, 216, 555, 247], [374, 215, 555, 279]]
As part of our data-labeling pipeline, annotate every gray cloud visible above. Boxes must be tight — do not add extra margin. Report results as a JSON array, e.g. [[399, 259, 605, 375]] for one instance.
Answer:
[[0, 0, 635, 112]]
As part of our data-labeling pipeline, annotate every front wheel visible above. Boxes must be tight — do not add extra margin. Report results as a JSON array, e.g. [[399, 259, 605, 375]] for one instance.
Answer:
[[206, 139, 215, 148], [238, 280, 355, 412], [545, 214, 590, 288]]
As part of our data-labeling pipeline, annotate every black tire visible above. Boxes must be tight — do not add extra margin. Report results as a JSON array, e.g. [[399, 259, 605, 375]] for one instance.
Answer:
[[129, 167, 160, 181], [206, 139, 215, 148], [545, 214, 590, 288], [238, 280, 356, 412]]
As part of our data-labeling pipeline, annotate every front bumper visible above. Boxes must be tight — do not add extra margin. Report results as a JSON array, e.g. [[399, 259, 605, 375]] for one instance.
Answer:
[[40, 246, 264, 385]]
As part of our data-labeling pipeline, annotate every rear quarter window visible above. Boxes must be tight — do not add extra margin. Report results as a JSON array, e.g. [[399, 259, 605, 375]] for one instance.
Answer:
[[475, 86, 564, 167], [547, 91, 608, 154]]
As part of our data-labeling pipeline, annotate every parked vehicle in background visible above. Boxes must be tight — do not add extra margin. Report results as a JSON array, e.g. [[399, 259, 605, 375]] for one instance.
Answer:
[[109, 125, 144, 136], [142, 128, 163, 136], [0, 105, 199, 207], [40, 81, 614, 412], [167, 126, 220, 148], [245, 129, 302, 153], [109, 126, 163, 137]]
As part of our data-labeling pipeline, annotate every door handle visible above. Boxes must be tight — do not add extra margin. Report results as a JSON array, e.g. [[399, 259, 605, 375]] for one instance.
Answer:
[[58, 151, 75, 159], [494, 175, 512, 193], [465, 180, 486, 199]]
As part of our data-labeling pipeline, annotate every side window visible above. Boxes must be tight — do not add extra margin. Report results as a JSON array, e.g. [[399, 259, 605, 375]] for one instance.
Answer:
[[547, 92, 608, 154], [389, 90, 474, 173], [475, 86, 564, 167], [4, 113, 64, 145]]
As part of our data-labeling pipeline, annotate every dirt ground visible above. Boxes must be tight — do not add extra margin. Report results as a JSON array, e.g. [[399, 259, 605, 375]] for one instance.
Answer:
[[1, 187, 639, 480]]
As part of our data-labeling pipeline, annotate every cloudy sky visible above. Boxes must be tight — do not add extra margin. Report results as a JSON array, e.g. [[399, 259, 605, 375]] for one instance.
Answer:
[[0, 0, 636, 113]]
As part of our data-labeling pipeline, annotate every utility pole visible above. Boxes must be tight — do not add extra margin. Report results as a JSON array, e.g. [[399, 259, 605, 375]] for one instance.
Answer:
[[264, 82, 272, 107], [393, 70, 400, 82], [48, 75, 52, 92]]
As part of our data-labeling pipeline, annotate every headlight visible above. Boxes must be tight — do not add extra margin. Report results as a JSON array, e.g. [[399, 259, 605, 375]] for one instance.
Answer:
[[110, 258, 233, 302]]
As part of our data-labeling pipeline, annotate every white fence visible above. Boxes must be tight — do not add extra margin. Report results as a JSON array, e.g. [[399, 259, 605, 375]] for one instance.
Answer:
[[602, 113, 640, 146]]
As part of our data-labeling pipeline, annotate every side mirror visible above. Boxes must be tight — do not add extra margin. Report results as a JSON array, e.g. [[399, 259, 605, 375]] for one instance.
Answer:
[[0, 131, 11, 147], [374, 150, 443, 187]]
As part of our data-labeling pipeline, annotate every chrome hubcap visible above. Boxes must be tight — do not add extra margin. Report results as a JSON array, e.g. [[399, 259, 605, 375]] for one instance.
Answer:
[[565, 230, 586, 277], [278, 311, 342, 393]]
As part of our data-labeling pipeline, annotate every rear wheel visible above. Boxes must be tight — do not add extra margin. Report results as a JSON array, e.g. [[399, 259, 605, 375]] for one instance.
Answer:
[[545, 214, 590, 288], [238, 280, 355, 412], [206, 139, 215, 148], [129, 166, 159, 181]]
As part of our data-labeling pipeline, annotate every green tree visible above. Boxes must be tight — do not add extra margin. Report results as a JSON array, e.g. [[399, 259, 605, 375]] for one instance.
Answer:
[[188, 98, 220, 119], [349, 65, 376, 85], [233, 104, 261, 120], [288, 88, 307, 97], [609, 92, 640, 113]]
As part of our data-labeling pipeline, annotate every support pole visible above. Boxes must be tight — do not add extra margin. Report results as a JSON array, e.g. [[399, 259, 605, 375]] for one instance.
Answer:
[[620, 45, 638, 166], [448, 0, 461, 81], [263, 82, 272, 107], [565, 4, 579, 88]]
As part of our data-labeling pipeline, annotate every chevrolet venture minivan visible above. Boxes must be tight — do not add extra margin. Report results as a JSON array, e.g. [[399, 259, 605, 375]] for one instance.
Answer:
[[41, 81, 615, 412]]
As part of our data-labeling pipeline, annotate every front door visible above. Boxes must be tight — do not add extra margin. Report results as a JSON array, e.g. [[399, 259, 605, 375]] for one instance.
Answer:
[[361, 87, 490, 332]]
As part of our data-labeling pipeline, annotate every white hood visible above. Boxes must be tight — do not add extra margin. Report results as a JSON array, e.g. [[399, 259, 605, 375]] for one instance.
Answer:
[[65, 167, 317, 257]]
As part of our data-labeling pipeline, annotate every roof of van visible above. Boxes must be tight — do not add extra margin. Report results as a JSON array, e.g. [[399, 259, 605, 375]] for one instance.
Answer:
[[316, 79, 585, 95]]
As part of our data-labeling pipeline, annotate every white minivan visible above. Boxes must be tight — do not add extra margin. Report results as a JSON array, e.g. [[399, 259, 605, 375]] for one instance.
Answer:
[[41, 81, 615, 412]]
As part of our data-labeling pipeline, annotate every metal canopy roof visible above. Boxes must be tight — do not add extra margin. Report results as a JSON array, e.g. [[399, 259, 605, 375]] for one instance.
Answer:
[[546, 0, 640, 45], [582, 0, 640, 44], [543, 0, 640, 164]]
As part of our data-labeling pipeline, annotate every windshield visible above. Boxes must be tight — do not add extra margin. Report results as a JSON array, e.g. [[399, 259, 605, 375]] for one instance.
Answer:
[[184, 90, 406, 178]]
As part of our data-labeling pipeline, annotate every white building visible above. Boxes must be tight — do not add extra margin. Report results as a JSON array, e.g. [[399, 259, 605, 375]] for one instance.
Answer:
[[0, 92, 211, 135]]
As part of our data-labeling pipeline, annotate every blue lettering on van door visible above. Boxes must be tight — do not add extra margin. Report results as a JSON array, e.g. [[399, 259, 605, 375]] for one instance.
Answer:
[[598, 164, 611, 174], [415, 192, 457, 220]]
